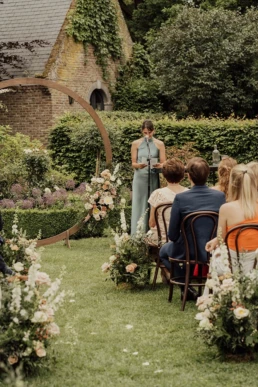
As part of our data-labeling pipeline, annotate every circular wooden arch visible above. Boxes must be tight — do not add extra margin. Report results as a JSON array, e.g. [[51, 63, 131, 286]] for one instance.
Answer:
[[0, 78, 113, 247], [0, 78, 112, 164]]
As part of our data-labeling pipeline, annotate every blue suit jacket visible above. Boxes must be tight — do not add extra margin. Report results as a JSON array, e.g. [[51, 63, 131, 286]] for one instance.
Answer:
[[167, 185, 226, 261]]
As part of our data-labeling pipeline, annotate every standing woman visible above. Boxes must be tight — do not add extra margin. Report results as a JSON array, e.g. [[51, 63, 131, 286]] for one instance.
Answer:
[[131, 120, 166, 235]]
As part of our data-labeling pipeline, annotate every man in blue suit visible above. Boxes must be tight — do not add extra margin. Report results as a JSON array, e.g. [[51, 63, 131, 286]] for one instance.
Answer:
[[159, 157, 226, 297]]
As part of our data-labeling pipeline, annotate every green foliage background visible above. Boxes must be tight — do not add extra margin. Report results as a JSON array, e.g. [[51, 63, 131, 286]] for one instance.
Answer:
[[48, 111, 258, 188]]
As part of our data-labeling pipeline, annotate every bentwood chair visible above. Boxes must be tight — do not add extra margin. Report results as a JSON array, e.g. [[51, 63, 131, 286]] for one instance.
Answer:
[[168, 211, 218, 311], [149, 202, 172, 289], [225, 224, 258, 273]]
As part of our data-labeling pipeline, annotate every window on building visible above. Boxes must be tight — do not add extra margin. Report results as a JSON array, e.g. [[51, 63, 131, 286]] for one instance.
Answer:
[[90, 89, 105, 110]]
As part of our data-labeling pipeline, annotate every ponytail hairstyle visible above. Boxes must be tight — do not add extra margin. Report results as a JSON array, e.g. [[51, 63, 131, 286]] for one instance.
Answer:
[[217, 157, 237, 199], [228, 164, 258, 219], [247, 161, 258, 188]]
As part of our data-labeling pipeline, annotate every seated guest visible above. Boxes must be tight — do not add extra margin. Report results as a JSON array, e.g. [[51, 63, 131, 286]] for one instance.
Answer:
[[0, 212, 14, 276], [159, 157, 226, 298], [206, 164, 258, 274], [247, 161, 258, 186], [147, 158, 188, 246], [212, 157, 237, 200], [0, 255, 14, 276]]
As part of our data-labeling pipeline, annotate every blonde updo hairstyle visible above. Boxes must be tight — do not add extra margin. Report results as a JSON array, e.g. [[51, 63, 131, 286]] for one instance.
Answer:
[[228, 164, 258, 219], [217, 157, 237, 199]]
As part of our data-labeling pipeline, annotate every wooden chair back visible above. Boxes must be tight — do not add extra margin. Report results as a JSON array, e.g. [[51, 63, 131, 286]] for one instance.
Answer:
[[181, 211, 219, 264], [154, 202, 172, 247], [224, 223, 258, 270]]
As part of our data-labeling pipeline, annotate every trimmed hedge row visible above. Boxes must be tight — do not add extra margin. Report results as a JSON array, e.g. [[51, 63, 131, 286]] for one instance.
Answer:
[[1, 207, 132, 239], [48, 112, 258, 188]]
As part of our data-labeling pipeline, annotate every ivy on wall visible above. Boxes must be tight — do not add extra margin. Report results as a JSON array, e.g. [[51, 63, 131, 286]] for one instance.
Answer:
[[67, 0, 122, 79]]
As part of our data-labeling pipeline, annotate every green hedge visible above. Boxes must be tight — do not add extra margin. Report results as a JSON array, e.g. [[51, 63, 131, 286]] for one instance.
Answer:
[[1, 207, 132, 239], [48, 112, 258, 188]]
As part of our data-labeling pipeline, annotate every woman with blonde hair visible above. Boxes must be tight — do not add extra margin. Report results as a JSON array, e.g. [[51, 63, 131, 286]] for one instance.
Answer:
[[247, 161, 258, 185], [206, 164, 258, 274], [212, 157, 237, 200]]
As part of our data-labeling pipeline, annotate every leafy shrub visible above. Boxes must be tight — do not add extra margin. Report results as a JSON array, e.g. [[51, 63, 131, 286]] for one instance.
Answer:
[[49, 111, 258, 189]]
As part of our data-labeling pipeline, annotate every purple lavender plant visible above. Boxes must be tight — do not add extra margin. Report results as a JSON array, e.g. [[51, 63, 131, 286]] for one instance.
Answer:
[[21, 199, 34, 210], [74, 183, 86, 195], [0, 199, 15, 208], [65, 179, 76, 190], [32, 188, 42, 198], [10, 184, 23, 198]]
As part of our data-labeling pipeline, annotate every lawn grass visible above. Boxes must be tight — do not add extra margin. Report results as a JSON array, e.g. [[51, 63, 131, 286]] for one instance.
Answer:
[[25, 238, 258, 387]]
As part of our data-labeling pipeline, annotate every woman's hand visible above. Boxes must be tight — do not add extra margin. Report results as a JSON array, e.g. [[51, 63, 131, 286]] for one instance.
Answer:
[[205, 237, 218, 252], [136, 163, 147, 169], [152, 162, 163, 169]]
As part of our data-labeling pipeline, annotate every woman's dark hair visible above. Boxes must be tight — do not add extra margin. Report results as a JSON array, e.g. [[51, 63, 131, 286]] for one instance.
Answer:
[[162, 158, 185, 183], [141, 120, 154, 132]]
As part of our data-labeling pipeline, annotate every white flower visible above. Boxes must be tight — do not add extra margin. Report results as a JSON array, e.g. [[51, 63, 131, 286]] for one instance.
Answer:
[[103, 196, 113, 205], [85, 202, 93, 210], [117, 178, 122, 186], [13, 262, 24, 272], [31, 311, 48, 323], [109, 255, 117, 263], [101, 262, 110, 273], [205, 278, 215, 289], [44, 188, 51, 194], [199, 317, 213, 330], [125, 324, 133, 330], [23, 347, 32, 356], [234, 307, 250, 319], [120, 198, 126, 205], [142, 362, 150, 366], [220, 278, 234, 292], [54, 185, 60, 191], [86, 185, 92, 192], [24, 148, 33, 154], [20, 309, 28, 319], [13, 317, 19, 324]]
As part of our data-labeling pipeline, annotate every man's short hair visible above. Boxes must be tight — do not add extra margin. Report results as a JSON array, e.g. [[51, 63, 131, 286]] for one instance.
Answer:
[[186, 157, 210, 185]]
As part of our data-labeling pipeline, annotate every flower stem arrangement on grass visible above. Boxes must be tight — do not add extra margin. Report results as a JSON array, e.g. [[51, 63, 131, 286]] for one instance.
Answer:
[[196, 242, 258, 360], [0, 216, 66, 376], [101, 204, 153, 287]]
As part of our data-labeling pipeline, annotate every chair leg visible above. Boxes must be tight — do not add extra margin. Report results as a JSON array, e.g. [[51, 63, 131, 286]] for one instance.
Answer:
[[181, 263, 190, 311], [152, 265, 159, 290], [168, 261, 174, 302], [168, 281, 174, 302]]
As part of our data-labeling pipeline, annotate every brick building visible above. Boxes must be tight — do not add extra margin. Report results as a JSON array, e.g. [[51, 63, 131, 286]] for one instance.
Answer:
[[0, 0, 133, 143]]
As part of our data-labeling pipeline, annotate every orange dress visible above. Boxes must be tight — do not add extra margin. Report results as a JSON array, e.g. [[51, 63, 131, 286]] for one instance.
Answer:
[[226, 215, 258, 251]]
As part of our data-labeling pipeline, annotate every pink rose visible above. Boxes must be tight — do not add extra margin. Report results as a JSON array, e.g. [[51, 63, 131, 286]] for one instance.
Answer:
[[8, 354, 18, 365], [47, 322, 60, 336], [36, 272, 50, 285], [34, 341, 46, 357], [126, 263, 137, 273], [101, 262, 110, 273]]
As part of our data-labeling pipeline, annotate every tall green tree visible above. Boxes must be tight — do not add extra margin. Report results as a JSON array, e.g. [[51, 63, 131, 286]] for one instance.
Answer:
[[151, 7, 258, 117]]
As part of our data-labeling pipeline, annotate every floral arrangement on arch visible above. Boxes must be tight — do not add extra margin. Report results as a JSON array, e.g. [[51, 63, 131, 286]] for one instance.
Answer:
[[0, 215, 66, 376], [196, 241, 258, 359], [101, 203, 153, 287], [84, 164, 121, 221]]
